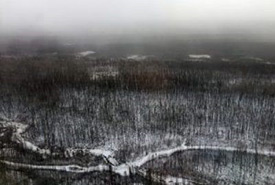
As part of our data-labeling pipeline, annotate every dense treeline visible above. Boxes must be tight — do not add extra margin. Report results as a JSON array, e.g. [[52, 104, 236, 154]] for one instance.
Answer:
[[1, 56, 275, 99]]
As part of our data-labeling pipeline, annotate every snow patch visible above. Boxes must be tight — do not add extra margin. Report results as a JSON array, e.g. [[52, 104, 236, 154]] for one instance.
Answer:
[[189, 54, 211, 59], [78, 51, 96, 57], [165, 176, 189, 185], [127, 55, 153, 61]]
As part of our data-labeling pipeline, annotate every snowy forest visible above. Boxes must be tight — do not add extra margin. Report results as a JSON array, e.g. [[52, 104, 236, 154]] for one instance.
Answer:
[[0, 54, 275, 184], [2, 0, 275, 184]]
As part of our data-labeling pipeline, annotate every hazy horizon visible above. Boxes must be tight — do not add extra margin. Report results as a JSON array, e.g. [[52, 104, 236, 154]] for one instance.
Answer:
[[1, 0, 275, 43]]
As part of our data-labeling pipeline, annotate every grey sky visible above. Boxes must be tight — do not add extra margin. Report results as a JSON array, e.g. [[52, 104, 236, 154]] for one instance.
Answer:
[[1, 0, 275, 38]]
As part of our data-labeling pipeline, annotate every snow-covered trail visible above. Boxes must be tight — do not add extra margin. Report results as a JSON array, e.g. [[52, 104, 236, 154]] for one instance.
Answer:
[[1, 118, 275, 184], [0, 160, 110, 173], [2, 144, 275, 184], [0, 118, 118, 164], [130, 144, 275, 168]]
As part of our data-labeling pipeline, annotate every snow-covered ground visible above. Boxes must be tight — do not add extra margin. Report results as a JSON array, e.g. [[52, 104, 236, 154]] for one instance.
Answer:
[[127, 55, 154, 61], [188, 54, 211, 59], [77, 51, 96, 57]]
